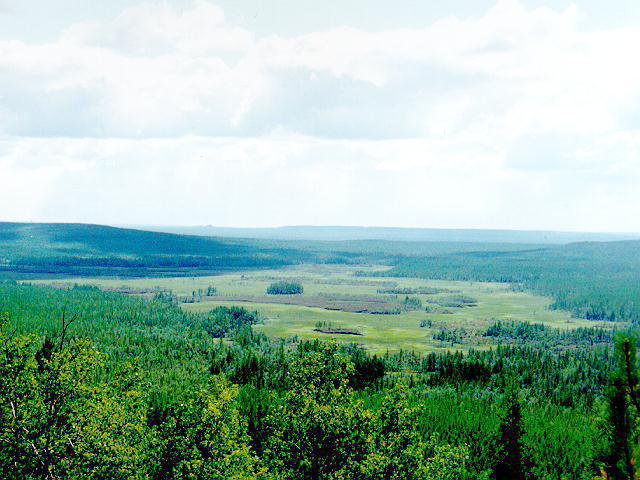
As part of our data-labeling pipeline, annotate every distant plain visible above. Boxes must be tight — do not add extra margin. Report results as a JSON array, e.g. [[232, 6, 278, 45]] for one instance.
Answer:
[[34, 264, 610, 354]]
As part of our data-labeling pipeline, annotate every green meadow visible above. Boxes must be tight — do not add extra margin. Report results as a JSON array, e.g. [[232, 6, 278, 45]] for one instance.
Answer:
[[34, 264, 609, 354]]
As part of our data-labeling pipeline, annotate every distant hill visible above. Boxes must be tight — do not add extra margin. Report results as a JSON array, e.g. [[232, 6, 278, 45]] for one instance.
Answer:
[[134, 225, 639, 244], [382, 239, 640, 323], [0, 222, 558, 278], [3, 222, 640, 319], [0, 222, 313, 278]]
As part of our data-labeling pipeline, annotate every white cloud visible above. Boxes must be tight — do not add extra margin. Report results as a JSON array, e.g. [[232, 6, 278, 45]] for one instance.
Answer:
[[1, 132, 638, 232], [0, 0, 639, 230], [62, 1, 253, 56], [1, 0, 638, 140]]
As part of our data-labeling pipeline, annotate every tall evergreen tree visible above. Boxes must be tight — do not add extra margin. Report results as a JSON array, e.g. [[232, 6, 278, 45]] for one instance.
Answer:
[[496, 381, 526, 480], [602, 334, 639, 479]]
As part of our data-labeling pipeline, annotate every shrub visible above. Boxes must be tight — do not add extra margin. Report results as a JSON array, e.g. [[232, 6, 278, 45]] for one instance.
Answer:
[[266, 281, 303, 295]]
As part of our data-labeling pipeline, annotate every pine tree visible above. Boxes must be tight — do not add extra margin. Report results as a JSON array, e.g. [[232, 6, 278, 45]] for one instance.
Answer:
[[496, 381, 526, 480], [602, 334, 639, 479]]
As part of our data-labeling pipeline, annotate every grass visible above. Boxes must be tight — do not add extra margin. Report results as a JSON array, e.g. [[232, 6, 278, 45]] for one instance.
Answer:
[[31, 264, 613, 355]]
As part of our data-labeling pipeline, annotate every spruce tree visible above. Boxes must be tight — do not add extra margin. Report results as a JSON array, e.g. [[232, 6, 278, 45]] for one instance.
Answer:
[[496, 381, 526, 480], [603, 334, 639, 479]]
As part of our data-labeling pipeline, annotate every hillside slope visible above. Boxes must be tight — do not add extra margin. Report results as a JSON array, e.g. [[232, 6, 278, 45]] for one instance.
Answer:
[[0, 222, 313, 277], [137, 224, 639, 244], [382, 240, 640, 322]]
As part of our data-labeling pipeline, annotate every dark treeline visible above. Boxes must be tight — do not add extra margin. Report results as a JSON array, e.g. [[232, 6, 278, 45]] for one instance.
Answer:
[[381, 240, 640, 323], [2, 281, 639, 478], [482, 319, 614, 346], [0, 223, 359, 278]]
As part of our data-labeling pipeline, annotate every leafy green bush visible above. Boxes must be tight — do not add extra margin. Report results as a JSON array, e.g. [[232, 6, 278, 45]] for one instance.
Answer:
[[266, 281, 303, 295]]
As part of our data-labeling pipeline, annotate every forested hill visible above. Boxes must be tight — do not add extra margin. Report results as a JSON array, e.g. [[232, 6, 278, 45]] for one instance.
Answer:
[[138, 224, 639, 244], [0, 222, 318, 278], [3, 223, 640, 324], [382, 240, 640, 323], [0, 222, 562, 279]]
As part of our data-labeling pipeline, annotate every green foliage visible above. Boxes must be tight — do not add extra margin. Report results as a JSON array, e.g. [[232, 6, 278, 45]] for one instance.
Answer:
[[402, 295, 423, 310], [432, 327, 467, 345], [0, 222, 317, 278], [261, 344, 469, 479], [414, 344, 613, 408], [0, 314, 155, 479], [382, 241, 640, 323], [599, 334, 640, 479], [0, 282, 273, 406], [483, 319, 613, 346], [495, 382, 526, 480], [377, 287, 455, 295], [343, 343, 385, 389], [349, 386, 471, 480], [151, 377, 261, 480], [0, 279, 633, 479], [435, 294, 478, 308], [313, 320, 362, 336], [522, 403, 603, 480], [199, 306, 260, 338], [266, 281, 304, 295]]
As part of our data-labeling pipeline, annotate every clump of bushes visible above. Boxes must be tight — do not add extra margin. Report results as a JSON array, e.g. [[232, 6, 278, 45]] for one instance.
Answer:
[[433, 327, 467, 345], [424, 304, 453, 314], [377, 287, 457, 295], [266, 281, 304, 295], [314, 321, 362, 336], [201, 306, 260, 338], [435, 295, 478, 308], [402, 296, 423, 311]]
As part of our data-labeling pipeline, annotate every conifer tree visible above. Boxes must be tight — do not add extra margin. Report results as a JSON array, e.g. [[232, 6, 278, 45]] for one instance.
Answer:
[[496, 381, 526, 480], [602, 334, 639, 479]]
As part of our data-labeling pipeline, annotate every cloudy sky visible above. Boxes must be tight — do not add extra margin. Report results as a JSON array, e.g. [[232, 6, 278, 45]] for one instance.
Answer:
[[1, 0, 639, 231]]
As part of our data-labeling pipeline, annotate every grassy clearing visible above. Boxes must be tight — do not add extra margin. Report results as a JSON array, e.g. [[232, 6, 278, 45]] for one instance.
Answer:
[[31, 264, 613, 354]]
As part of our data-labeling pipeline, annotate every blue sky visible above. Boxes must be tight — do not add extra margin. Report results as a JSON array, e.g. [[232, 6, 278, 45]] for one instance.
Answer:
[[1, 1, 639, 231]]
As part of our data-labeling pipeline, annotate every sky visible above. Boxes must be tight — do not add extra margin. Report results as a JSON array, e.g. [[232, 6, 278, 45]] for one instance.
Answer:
[[0, 0, 639, 231]]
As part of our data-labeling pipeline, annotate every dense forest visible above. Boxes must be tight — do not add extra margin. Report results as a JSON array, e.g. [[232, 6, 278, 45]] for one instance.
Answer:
[[1, 280, 640, 479], [0, 223, 549, 278], [0, 223, 324, 278], [381, 240, 640, 323]]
